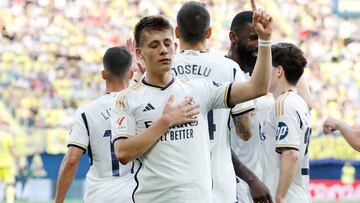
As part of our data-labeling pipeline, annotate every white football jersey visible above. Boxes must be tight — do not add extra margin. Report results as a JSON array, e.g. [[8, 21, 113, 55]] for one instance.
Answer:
[[67, 93, 137, 203], [261, 90, 311, 203], [172, 50, 254, 203], [231, 94, 274, 193], [111, 77, 233, 203]]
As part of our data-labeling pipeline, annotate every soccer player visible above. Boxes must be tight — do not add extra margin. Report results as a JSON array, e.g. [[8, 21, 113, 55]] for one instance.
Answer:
[[228, 10, 274, 203], [228, 10, 312, 203], [323, 117, 360, 151], [55, 46, 137, 203], [112, 5, 273, 203], [262, 43, 311, 203], [172, 2, 270, 203], [0, 123, 16, 203]]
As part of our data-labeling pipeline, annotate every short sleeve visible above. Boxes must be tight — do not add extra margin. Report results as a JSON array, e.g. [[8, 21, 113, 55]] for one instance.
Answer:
[[111, 94, 136, 143], [274, 98, 300, 153], [231, 67, 255, 117], [203, 79, 233, 110], [67, 108, 89, 153]]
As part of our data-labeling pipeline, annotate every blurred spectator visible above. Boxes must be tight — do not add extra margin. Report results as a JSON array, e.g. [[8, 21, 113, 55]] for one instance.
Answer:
[[341, 161, 356, 184]]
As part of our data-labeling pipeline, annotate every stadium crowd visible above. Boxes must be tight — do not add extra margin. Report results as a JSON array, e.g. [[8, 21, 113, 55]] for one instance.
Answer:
[[0, 0, 359, 159]]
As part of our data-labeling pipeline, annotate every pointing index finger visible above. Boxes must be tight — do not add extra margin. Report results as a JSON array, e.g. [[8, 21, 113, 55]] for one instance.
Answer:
[[250, 0, 257, 11]]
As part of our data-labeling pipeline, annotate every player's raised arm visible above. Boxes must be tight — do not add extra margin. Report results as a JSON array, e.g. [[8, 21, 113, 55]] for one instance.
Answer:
[[113, 96, 200, 165], [229, 1, 272, 105], [250, 0, 257, 11], [323, 117, 360, 151]]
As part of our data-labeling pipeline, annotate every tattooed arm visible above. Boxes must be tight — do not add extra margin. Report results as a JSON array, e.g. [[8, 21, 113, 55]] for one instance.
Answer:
[[232, 109, 255, 141]]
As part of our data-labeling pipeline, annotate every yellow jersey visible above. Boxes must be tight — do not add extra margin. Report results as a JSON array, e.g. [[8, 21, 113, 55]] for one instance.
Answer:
[[0, 132, 15, 167]]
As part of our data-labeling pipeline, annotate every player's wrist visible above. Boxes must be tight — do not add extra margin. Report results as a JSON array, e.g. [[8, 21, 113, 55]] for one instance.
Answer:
[[335, 119, 346, 130], [159, 115, 173, 128], [246, 175, 259, 186], [275, 196, 285, 203], [258, 34, 271, 41], [258, 38, 272, 47]]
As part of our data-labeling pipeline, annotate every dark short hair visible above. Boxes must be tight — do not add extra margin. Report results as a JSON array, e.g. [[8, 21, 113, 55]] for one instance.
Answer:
[[134, 15, 173, 47], [103, 46, 132, 77], [230, 11, 253, 34], [177, 1, 210, 44], [271, 43, 307, 85]]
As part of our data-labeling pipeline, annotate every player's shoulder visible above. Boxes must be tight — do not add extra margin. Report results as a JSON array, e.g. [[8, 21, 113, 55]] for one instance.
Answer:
[[175, 50, 239, 67], [274, 91, 294, 117], [115, 82, 143, 109], [74, 101, 92, 116], [117, 81, 143, 97], [185, 77, 214, 86], [74, 94, 108, 114], [275, 91, 307, 117], [71, 102, 98, 122], [206, 53, 239, 67]]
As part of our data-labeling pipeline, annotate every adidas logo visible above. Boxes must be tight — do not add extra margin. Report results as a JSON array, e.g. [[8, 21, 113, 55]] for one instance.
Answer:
[[143, 103, 155, 112]]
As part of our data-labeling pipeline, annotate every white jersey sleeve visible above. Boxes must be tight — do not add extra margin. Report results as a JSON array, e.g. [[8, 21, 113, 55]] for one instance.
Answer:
[[67, 107, 89, 152], [230, 67, 255, 116], [111, 91, 137, 142], [274, 95, 301, 153], [199, 79, 233, 111]]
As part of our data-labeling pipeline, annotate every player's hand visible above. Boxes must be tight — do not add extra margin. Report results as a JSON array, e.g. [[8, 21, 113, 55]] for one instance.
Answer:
[[323, 117, 340, 134], [248, 177, 273, 203], [275, 196, 285, 203], [162, 95, 200, 127], [126, 38, 146, 78], [251, 0, 272, 40]]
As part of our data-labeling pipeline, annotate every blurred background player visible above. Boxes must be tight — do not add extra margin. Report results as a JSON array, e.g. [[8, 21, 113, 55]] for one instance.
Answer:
[[323, 117, 360, 151], [227, 10, 312, 203], [173, 1, 271, 203], [55, 46, 137, 203], [262, 43, 311, 203], [228, 10, 274, 203], [112, 8, 272, 202], [0, 123, 16, 203]]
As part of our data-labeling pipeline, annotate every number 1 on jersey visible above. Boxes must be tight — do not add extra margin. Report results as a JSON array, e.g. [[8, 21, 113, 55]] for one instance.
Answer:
[[103, 130, 120, 176]]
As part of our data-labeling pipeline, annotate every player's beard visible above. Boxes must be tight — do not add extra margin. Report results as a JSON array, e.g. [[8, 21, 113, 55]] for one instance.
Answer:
[[236, 42, 257, 76]]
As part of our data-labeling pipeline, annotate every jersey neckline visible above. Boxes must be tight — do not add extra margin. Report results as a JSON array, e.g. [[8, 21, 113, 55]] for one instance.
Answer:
[[179, 50, 208, 54], [280, 89, 294, 95], [141, 77, 175, 91]]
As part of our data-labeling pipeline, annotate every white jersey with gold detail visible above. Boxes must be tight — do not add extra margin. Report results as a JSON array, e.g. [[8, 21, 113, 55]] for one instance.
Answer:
[[67, 93, 137, 203], [231, 93, 274, 200], [111, 77, 233, 203], [261, 90, 311, 203], [173, 50, 255, 203]]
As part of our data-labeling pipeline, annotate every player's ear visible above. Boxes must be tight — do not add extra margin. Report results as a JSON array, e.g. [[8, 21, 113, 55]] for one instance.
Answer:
[[277, 66, 284, 78], [102, 70, 107, 80], [206, 27, 212, 39], [229, 31, 238, 45], [136, 47, 143, 60], [175, 26, 180, 39], [174, 41, 178, 52]]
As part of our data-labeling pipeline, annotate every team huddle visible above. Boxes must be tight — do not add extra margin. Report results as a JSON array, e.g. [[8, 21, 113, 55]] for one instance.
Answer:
[[55, 1, 312, 203]]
